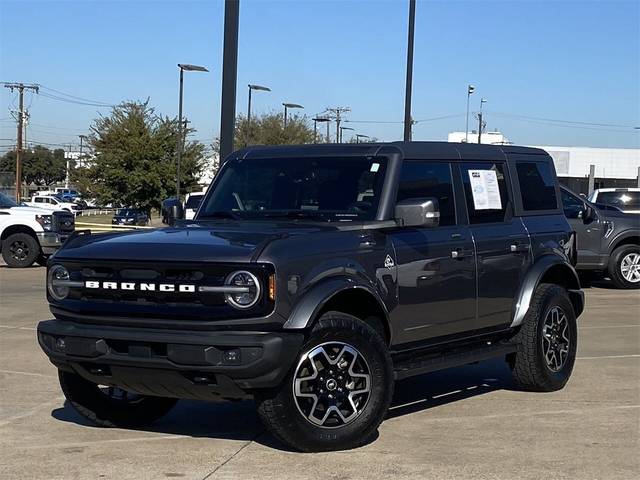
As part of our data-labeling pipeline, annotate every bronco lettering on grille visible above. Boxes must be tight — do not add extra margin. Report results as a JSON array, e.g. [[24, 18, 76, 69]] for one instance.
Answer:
[[84, 281, 196, 293]]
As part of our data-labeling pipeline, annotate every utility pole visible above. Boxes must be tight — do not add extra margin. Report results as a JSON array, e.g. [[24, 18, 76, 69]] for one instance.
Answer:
[[2, 83, 39, 201], [403, 0, 416, 141], [78, 135, 87, 168], [477, 98, 487, 144], [326, 107, 350, 143]]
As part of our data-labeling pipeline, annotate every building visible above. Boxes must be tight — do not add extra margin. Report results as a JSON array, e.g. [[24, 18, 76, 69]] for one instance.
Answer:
[[448, 130, 512, 145], [448, 132, 640, 195]]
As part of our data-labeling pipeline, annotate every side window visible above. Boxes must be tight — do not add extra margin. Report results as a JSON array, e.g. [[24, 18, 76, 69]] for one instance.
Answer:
[[460, 162, 510, 224], [561, 189, 584, 219], [516, 161, 558, 211], [35, 197, 44, 203], [396, 161, 456, 226]]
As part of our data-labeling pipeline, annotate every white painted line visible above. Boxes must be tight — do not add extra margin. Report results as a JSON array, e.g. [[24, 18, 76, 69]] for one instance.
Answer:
[[576, 354, 640, 360], [23, 434, 196, 450], [0, 396, 64, 427], [580, 325, 640, 329], [0, 369, 57, 379], [0, 325, 37, 331]]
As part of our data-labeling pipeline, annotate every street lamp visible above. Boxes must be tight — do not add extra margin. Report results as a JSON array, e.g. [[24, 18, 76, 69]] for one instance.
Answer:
[[247, 84, 270, 145], [176, 63, 209, 199], [465, 84, 475, 143], [312, 117, 330, 143], [356, 134, 370, 143], [282, 103, 304, 128], [339, 126, 354, 143]]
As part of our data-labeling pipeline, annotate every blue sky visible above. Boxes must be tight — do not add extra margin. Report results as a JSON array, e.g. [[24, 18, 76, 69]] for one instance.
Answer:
[[1, 0, 638, 153]]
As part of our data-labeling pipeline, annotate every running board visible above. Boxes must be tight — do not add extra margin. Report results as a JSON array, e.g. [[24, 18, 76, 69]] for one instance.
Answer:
[[392, 342, 517, 380]]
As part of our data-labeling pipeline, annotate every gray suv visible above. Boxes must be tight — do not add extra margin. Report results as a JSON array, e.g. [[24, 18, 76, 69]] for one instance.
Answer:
[[561, 186, 640, 288], [38, 142, 584, 452]]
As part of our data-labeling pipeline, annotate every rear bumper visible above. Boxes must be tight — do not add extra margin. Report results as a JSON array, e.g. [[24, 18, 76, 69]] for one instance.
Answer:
[[37, 319, 304, 400]]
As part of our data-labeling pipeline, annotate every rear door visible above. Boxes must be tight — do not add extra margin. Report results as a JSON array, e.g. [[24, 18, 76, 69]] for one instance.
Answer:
[[458, 161, 531, 331], [390, 160, 477, 345]]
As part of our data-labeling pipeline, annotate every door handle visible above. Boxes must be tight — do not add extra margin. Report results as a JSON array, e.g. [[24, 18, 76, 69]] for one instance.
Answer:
[[510, 243, 529, 253], [451, 248, 472, 259]]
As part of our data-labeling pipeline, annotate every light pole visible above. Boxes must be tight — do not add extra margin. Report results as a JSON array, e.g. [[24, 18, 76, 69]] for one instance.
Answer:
[[176, 63, 208, 199], [339, 126, 354, 143], [247, 84, 270, 145], [282, 103, 304, 128], [465, 84, 475, 143], [478, 98, 487, 144], [356, 134, 370, 143], [312, 117, 330, 143], [403, 0, 416, 141]]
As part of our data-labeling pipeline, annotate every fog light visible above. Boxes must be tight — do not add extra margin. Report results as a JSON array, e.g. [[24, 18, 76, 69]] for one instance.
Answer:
[[55, 338, 66, 350], [222, 349, 241, 365], [48, 265, 70, 300]]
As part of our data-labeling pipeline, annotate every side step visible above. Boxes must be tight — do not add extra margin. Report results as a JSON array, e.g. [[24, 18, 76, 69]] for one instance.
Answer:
[[392, 341, 517, 380]]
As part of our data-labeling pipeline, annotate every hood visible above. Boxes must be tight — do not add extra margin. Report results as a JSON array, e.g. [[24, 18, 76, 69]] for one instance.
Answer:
[[56, 221, 338, 263], [597, 206, 640, 222], [2, 205, 53, 216]]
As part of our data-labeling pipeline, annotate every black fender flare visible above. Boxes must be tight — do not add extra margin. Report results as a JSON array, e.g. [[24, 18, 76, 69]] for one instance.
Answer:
[[283, 276, 391, 334], [511, 255, 583, 327], [608, 229, 640, 254]]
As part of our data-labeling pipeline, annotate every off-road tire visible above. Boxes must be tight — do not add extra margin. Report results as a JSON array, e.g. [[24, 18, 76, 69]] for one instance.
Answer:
[[1, 232, 40, 268], [509, 283, 577, 392], [59, 370, 177, 428], [255, 311, 393, 452], [608, 245, 640, 289]]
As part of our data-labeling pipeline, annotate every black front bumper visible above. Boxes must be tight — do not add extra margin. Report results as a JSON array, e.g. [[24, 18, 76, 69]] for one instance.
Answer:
[[37, 319, 304, 400]]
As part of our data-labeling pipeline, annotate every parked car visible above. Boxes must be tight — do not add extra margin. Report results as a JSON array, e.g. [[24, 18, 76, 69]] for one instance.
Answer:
[[38, 142, 584, 452], [24, 194, 80, 214], [184, 192, 205, 220], [0, 192, 74, 267], [161, 197, 181, 224], [111, 208, 149, 226], [588, 188, 640, 214], [561, 186, 640, 288]]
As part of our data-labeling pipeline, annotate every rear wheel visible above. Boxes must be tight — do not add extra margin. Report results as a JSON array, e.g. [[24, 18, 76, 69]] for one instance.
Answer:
[[509, 283, 577, 392], [256, 311, 393, 452], [1, 232, 40, 268], [59, 370, 177, 428], [608, 245, 640, 289]]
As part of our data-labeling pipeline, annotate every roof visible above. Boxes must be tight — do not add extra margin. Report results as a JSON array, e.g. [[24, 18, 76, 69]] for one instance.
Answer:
[[230, 141, 548, 162]]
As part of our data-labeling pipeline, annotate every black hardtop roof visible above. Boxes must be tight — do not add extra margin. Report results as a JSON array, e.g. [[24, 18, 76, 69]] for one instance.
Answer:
[[230, 141, 548, 162]]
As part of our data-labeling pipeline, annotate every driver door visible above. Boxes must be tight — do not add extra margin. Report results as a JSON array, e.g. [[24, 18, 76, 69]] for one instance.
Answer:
[[561, 188, 603, 267]]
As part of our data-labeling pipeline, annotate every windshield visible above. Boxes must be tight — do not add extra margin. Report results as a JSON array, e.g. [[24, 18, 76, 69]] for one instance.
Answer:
[[200, 157, 387, 221], [116, 209, 139, 217], [0, 192, 18, 208], [185, 194, 204, 209], [596, 191, 640, 209]]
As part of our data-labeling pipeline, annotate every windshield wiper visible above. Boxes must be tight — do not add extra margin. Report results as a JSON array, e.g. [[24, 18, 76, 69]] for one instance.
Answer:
[[198, 211, 242, 220], [260, 211, 332, 221]]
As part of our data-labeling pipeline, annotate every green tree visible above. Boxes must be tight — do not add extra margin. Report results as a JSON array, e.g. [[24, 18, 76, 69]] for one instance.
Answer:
[[73, 100, 206, 211], [0, 146, 67, 186]]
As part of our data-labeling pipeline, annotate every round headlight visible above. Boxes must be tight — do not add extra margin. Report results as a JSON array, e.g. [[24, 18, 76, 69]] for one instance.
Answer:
[[224, 270, 261, 309], [48, 265, 70, 301]]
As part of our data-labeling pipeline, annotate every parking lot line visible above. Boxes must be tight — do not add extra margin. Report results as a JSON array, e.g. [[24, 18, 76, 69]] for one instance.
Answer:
[[579, 324, 640, 329], [0, 369, 57, 379], [576, 354, 640, 360]]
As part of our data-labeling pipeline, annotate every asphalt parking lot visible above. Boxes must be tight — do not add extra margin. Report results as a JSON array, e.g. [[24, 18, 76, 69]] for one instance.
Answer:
[[1, 265, 638, 480]]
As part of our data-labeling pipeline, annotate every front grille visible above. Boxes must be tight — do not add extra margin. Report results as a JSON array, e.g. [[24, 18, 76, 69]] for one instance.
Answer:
[[53, 260, 274, 322], [52, 211, 75, 234]]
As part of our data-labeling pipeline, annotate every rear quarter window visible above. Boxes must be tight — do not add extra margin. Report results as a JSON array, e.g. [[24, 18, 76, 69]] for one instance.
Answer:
[[516, 161, 558, 211]]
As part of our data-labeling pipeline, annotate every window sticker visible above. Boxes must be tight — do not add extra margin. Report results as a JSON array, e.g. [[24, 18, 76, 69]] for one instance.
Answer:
[[468, 169, 502, 210], [370, 162, 380, 173]]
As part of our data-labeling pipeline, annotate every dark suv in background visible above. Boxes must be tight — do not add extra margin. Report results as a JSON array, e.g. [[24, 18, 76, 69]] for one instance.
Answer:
[[561, 186, 640, 288], [38, 142, 583, 452]]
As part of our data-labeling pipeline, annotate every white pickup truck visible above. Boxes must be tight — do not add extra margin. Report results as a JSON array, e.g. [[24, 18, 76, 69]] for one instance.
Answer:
[[0, 192, 75, 267], [24, 194, 81, 214]]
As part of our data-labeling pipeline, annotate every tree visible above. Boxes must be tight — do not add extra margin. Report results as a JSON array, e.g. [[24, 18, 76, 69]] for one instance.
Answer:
[[73, 100, 206, 211], [0, 146, 67, 186]]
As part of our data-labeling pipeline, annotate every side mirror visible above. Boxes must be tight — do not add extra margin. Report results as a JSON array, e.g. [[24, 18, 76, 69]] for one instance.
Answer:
[[168, 203, 184, 225], [581, 204, 595, 222], [395, 197, 440, 228]]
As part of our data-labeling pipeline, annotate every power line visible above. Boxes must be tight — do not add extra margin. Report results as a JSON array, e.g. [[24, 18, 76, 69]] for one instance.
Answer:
[[487, 111, 638, 129], [37, 85, 114, 106]]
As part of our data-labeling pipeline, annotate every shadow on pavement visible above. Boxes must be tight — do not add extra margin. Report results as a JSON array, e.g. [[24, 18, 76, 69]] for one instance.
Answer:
[[50, 357, 515, 451]]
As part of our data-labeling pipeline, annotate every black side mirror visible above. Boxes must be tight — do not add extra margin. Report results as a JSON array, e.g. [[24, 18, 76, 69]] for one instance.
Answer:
[[168, 203, 184, 225], [395, 197, 440, 228], [580, 204, 595, 222]]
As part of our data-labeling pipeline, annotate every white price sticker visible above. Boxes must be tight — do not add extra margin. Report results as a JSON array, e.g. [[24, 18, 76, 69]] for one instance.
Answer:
[[468, 169, 502, 210]]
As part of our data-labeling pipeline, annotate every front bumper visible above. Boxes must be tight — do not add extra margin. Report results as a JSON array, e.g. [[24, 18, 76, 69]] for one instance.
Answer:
[[37, 232, 69, 255], [37, 319, 304, 400]]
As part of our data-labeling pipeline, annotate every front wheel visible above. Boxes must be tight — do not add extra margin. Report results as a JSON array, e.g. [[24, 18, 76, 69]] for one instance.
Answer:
[[59, 370, 177, 428], [509, 283, 577, 392], [1, 232, 40, 268], [608, 245, 640, 289], [256, 312, 393, 452]]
